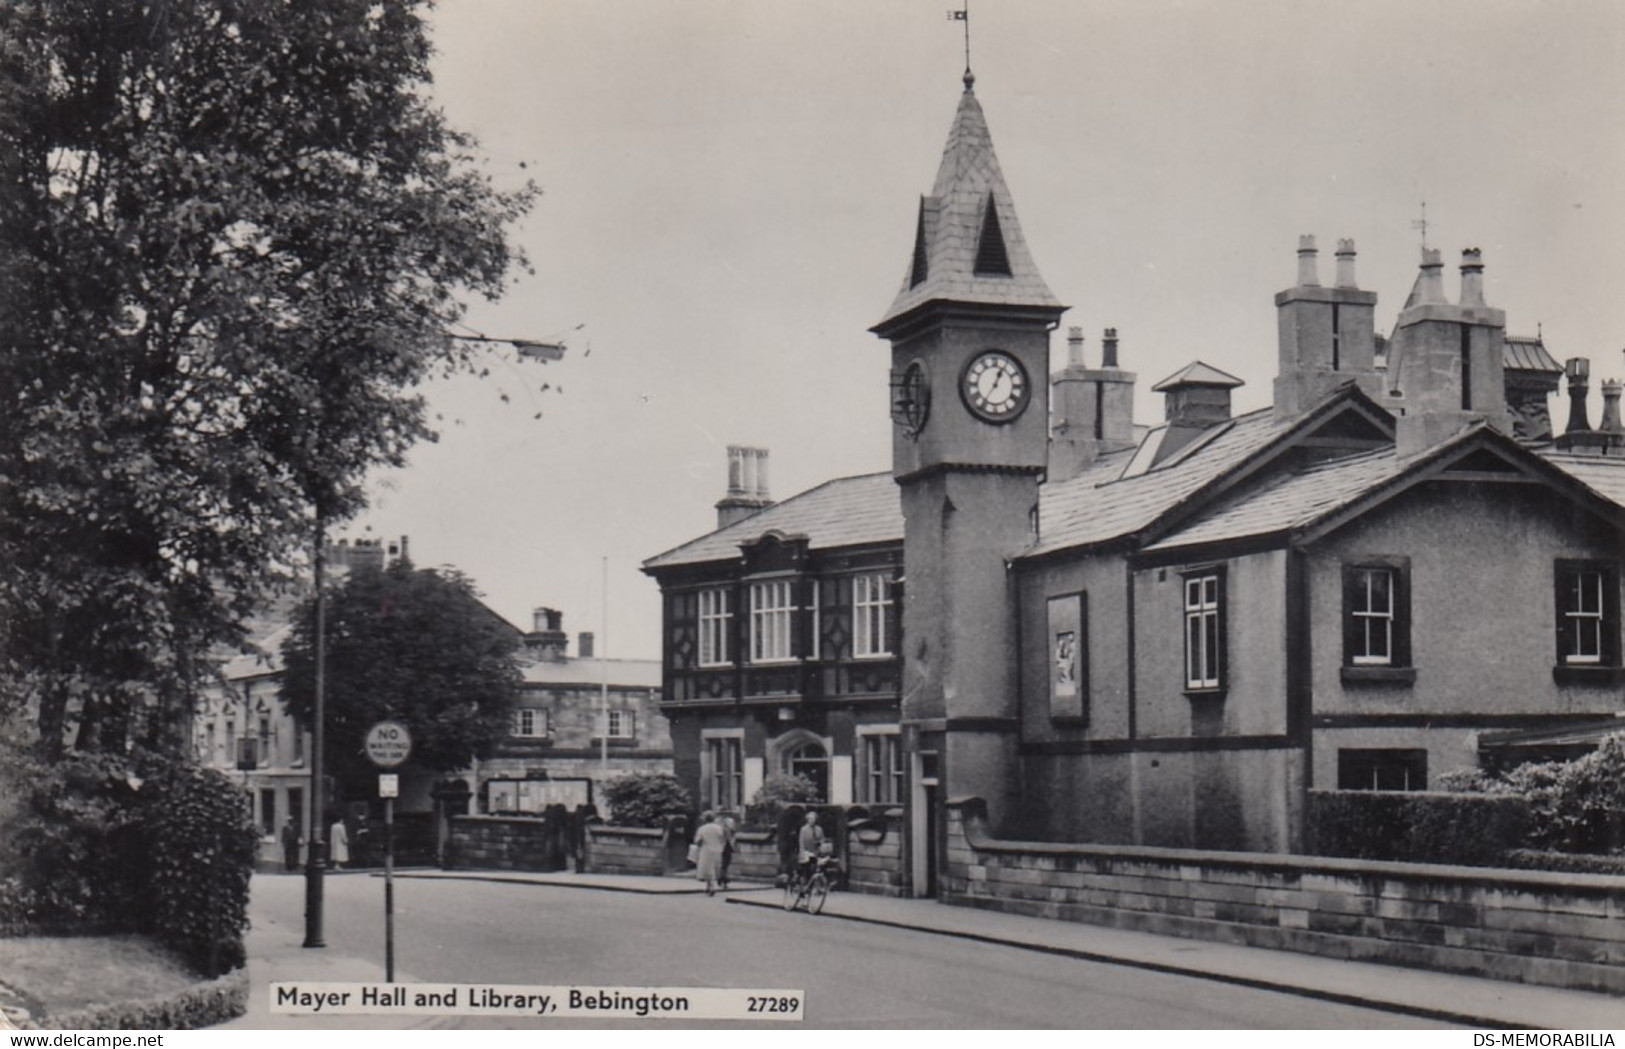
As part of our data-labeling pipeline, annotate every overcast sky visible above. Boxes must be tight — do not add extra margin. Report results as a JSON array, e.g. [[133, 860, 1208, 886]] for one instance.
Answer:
[[347, 0, 1625, 659]]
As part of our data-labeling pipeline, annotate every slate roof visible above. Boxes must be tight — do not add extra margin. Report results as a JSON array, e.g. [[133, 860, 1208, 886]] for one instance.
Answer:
[[1541, 452, 1625, 506], [874, 83, 1061, 330], [1143, 447, 1404, 552], [521, 656, 660, 689], [1028, 408, 1289, 556], [643, 472, 902, 571]]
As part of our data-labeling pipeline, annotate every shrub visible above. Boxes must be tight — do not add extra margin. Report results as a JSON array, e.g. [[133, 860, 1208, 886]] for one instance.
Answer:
[[601, 773, 692, 828], [1307, 790, 1530, 866], [1443, 735, 1625, 854], [141, 762, 262, 977], [0, 747, 258, 977], [745, 774, 820, 829]]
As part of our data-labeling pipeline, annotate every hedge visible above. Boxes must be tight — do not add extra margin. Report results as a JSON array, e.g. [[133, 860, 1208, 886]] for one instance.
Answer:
[[29, 969, 248, 1031], [1307, 790, 1531, 866], [0, 748, 260, 978]]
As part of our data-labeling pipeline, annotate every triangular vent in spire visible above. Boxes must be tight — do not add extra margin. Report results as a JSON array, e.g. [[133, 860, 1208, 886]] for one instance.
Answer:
[[873, 82, 1063, 334], [911, 200, 930, 288], [973, 192, 1011, 276]]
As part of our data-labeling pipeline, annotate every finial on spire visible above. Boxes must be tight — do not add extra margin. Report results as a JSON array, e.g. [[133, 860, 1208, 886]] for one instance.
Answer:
[[1411, 200, 1429, 250]]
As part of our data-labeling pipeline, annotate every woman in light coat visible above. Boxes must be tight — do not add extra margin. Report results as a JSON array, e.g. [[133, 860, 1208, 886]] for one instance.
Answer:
[[692, 812, 728, 896], [328, 818, 350, 869]]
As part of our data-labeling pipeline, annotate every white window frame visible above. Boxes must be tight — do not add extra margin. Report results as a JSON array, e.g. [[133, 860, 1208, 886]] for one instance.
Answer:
[[512, 707, 548, 738], [698, 587, 732, 667], [1183, 572, 1222, 691], [1349, 566, 1395, 666], [1561, 568, 1606, 665], [749, 579, 797, 663], [606, 708, 635, 739], [853, 573, 894, 658]]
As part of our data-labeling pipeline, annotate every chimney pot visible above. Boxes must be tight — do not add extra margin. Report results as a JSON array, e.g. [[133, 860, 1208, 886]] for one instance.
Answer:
[[1296, 235, 1320, 287], [1601, 379, 1623, 435], [1460, 247, 1486, 307], [753, 447, 770, 501], [1066, 326, 1086, 368], [1102, 327, 1120, 369], [1565, 358, 1593, 435], [1334, 238, 1358, 289], [577, 631, 595, 659]]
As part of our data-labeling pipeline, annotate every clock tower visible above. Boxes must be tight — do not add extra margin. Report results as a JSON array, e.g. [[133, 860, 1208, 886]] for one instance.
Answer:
[[871, 71, 1066, 873]]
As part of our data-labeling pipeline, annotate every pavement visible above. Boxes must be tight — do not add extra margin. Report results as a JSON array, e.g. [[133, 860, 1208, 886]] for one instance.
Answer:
[[225, 867, 1625, 1030]]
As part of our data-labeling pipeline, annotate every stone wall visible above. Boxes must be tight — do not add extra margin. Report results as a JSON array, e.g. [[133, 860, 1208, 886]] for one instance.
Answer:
[[447, 814, 571, 872], [577, 809, 909, 895], [945, 798, 1625, 995], [846, 807, 906, 896], [582, 824, 675, 876]]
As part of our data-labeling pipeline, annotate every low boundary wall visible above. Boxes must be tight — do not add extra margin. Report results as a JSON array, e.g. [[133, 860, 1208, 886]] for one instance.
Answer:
[[945, 798, 1625, 995]]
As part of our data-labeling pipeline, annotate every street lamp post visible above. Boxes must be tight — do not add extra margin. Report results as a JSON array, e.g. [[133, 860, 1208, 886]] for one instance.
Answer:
[[303, 514, 328, 948]]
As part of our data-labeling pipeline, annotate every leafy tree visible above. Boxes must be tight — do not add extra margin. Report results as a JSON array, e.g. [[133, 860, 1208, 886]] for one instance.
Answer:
[[0, 0, 535, 759], [279, 559, 522, 804]]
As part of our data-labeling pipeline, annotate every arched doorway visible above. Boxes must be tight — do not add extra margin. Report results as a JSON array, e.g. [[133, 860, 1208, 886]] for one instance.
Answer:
[[770, 729, 830, 801]]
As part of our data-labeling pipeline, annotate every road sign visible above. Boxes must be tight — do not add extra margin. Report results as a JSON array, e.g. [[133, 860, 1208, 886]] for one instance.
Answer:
[[378, 774, 399, 799], [365, 720, 412, 769]]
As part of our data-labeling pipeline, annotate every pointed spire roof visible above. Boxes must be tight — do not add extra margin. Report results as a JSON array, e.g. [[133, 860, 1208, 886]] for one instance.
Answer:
[[873, 81, 1062, 332]]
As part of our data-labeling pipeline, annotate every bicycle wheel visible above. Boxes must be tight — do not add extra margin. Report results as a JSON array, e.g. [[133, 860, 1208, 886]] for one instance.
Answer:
[[782, 876, 799, 910], [807, 872, 829, 914]]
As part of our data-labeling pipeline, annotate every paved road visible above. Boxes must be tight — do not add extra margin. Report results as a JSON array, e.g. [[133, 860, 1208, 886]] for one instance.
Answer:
[[249, 873, 1456, 1029]]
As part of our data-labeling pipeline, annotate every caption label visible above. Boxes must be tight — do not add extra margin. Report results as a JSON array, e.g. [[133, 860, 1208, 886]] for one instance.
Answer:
[[271, 983, 804, 1022]]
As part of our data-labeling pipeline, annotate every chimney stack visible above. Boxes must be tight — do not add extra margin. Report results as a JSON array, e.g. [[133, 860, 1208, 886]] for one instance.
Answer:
[[1048, 326, 1137, 482], [715, 446, 774, 529], [1274, 235, 1381, 421], [1391, 246, 1509, 457], [525, 607, 569, 661]]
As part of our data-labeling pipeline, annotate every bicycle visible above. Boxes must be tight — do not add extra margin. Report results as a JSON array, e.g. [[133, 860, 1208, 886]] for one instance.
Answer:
[[782, 855, 836, 914]]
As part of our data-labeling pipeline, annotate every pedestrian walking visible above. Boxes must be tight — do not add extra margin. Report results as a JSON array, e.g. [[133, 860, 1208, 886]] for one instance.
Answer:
[[719, 813, 737, 890], [692, 811, 728, 896], [280, 817, 301, 873], [328, 817, 350, 870]]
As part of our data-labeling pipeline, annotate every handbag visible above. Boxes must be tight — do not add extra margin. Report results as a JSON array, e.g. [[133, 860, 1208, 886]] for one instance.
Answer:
[[686, 842, 699, 864]]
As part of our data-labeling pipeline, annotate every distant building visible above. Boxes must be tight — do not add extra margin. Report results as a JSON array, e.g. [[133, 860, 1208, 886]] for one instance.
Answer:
[[645, 71, 1625, 896], [472, 607, 669, 816], [193, 538, 667, 864]]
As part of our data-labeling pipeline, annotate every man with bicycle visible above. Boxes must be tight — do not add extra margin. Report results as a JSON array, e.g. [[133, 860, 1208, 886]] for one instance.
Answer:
[[796, 810, 825, 881]]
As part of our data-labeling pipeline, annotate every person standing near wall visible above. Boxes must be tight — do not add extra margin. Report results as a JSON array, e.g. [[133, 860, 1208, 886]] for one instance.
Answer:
[[281, 818, 302, 872]]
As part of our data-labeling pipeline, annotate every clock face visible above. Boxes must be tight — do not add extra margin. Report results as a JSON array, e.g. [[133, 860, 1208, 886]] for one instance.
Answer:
[[891, 360, 931, 435], [961, 350, 1029, 422]]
